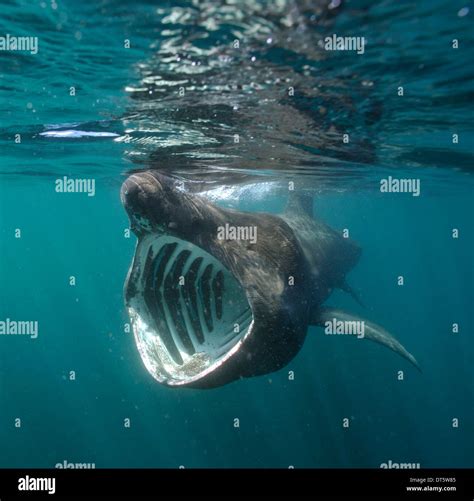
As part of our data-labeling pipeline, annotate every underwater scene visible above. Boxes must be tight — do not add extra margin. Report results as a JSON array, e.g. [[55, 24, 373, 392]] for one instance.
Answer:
[[0, 0, 473, 470]]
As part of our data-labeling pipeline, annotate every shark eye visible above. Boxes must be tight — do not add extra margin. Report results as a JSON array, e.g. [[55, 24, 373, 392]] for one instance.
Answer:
[[125, 235, 253, 385], [132, 214, 152, 231]]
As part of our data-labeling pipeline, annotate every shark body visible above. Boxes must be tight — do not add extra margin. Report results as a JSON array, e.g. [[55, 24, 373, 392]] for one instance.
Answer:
[[121, 171, 419, 388]]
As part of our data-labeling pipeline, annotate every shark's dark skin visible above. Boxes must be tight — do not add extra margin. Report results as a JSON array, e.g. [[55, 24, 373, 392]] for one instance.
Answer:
[[121, 171, 419, 389]]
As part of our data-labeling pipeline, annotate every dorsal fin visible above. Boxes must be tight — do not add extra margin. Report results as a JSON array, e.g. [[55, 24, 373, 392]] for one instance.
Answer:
[[285, 190, 314, 218]]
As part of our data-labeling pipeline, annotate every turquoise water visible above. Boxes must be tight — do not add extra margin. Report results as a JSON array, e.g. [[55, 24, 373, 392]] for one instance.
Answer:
[[0, 0, 473, 468]]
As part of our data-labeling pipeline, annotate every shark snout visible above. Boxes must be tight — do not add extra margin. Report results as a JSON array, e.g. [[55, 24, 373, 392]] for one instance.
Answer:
[[121, 171, 222, 244], [121, 172, 164, 207], [121, 172, 169, 233]]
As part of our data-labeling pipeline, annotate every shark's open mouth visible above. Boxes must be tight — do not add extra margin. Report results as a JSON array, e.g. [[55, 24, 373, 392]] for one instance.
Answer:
[[126, 234, 254, 385]]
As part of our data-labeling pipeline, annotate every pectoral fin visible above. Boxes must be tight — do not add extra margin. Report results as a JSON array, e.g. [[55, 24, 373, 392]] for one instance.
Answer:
[[339, 280, 365, 308], [313, 307, 421, 371]]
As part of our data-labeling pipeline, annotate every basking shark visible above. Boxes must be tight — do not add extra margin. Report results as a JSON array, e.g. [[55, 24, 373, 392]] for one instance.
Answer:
[[121, 171, 419, 389]]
